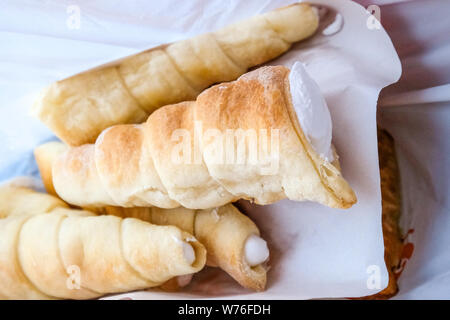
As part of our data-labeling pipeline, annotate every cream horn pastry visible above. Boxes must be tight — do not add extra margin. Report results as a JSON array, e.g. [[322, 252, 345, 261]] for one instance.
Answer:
[[0, 186, 206, 299], [50, 65, 356, 210], [32, 3, 319, 146], [97, 205, 269, 291], [34, 141, 269, 291]]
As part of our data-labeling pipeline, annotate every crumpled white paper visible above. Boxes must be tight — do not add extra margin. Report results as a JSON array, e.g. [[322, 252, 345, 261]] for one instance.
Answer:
[[0, 0, 403, 299], [373, 0, 450, 299]]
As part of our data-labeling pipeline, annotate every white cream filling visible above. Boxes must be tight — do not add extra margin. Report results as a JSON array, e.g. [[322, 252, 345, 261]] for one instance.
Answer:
[[289, 61, 334, 162], [182, 241, 196, 265], [244, 235, 269, 267]]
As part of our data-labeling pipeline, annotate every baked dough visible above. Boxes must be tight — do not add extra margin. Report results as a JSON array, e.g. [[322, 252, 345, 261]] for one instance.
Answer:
[[36, 141, 269, 291], [52, 66, 356, 210], [32, 3, 319, 146], [0, 186, 206, 299], [98, 205, 268, 291]]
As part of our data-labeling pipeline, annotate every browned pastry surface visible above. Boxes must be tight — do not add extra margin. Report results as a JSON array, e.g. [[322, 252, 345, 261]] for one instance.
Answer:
[[35, 127, 401, 297], [52, 66, 356, 210], [33, 3, 319, 146]]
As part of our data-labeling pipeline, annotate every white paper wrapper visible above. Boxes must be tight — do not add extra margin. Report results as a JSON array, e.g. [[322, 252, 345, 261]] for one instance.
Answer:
[[374, 0, 450, 299], [0, 0, 403, 299], [379, 91, 450, 300]]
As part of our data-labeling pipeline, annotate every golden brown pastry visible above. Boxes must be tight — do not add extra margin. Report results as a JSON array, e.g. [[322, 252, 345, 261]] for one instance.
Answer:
[[0, 186, 206, 299], [51, 66, 356, 210], [32, 3, 319, 146], [35, 141, 269, 291]]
